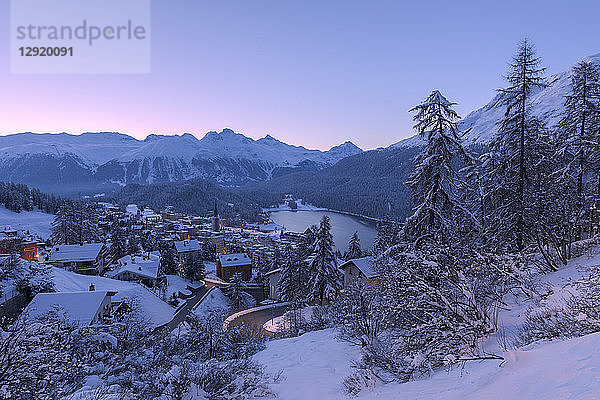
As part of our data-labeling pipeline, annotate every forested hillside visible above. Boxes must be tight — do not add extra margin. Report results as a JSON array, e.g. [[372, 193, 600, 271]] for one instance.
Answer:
[[0, 181, 73, 214], [112, 147, 420, 221], [240, 146, 420, 219]]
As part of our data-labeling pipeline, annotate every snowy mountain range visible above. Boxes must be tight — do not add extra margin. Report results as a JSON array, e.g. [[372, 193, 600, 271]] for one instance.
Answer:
[[0, 129, 362, 192], [2, 52, 599, 197], [395, 53, 600, 148]]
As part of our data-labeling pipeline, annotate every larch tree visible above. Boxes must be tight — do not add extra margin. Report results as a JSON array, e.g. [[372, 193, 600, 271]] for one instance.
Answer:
[[403, 90, 474, 245], [485, 39, 546, 251], [558, 60, 600, 239]]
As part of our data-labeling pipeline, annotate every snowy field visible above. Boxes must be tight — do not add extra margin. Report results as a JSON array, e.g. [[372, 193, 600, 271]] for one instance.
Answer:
[[52, 267, 175, 327], [254, 249, 600, 400], [0, 206, 53, 240]]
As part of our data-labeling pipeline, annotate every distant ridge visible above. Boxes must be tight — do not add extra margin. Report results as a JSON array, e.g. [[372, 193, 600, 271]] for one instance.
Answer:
[[0, 129, 362, 193]]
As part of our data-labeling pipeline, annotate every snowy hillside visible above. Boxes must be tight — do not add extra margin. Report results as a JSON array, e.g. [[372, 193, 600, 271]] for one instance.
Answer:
[[0, 129, 362, 189], [395, 53, 600, 148], [253, 246, 600, 400], [0, 205, 54, 240]]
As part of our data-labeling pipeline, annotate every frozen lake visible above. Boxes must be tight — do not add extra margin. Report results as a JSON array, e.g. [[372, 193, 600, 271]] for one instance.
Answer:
[[269, 210, 378, 252]]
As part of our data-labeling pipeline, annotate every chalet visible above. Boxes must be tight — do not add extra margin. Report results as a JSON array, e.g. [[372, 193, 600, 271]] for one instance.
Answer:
[[47, 243, 106, 275], [339, 257, 380, 288], [108, 251, 164, 287], [265, 268, 281, 300], [217, 253, 252, 281], [24, 290, 116, 326], [174, 239, 202, 258]]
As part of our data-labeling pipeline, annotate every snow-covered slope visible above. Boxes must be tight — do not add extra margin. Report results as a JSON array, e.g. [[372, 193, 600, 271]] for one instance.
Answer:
[[0, 129, 362, 188], [395, 53, 600, 148], [0, 132, 140, 166], [254, 246, 600, 400], [0, 205, 54, 240]]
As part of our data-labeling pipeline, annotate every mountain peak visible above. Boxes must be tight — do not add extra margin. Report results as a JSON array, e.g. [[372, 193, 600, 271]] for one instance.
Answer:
[[202, 128, 247, 140], [257, 134, 284, 145], [328, 141, 362, 154]]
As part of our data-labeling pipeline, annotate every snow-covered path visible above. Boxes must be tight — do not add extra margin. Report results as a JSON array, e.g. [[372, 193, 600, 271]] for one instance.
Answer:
[[254, 248, 600, 400]]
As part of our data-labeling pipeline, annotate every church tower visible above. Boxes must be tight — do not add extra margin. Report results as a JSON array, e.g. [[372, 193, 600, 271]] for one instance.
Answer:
[[211, 200, 220, 232]]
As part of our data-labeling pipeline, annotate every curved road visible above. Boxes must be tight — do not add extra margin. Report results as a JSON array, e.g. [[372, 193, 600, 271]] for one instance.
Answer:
[[226, 303, 290, 337], [158, 284, 210, 332]]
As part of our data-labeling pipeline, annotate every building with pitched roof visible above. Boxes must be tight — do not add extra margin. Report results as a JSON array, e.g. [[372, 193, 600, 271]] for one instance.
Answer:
[[47, 243, 106, 275], [216, 252, 252, 281], [338, 257, 380, 288]]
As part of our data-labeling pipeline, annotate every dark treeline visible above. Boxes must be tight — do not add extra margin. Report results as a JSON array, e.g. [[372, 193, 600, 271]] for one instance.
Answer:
[[238, 147, 419, 220], [111, 146, 419, 222], [0, 181, 74, 214]]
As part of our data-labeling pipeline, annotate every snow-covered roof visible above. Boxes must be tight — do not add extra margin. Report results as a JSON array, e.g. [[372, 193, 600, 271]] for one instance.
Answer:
[[174, 239, 201, 253], [48, 243, 104, 263], [25, 290, 115, 325], [109, 252, 161, 280], [218, 253, 251, 267], [125, 204, 139, 214], [339, 257, 379, 279]]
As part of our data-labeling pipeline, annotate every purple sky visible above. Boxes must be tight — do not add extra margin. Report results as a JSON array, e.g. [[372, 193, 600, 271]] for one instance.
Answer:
[[1, 0, 599, 150]]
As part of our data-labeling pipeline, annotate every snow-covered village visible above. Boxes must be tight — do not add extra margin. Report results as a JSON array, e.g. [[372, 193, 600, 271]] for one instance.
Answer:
[[2, 1, 600, 399]]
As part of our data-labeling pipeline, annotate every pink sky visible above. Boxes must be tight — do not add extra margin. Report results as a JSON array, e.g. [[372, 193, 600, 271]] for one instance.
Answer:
[[1, 1, 599, 150]]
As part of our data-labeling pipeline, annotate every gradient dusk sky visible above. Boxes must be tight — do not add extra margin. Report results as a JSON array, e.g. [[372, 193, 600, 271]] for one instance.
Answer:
[[1, 0, 599, 150]]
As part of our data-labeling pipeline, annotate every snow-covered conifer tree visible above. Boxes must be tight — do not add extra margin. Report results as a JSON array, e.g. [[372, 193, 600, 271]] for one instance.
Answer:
[[51, 204, 75, 245], [228, 272, 247, 311], [372, 216, 400, 256], [183, 252, 205, 281], [346, 231, 362, 260], [278, 245, 308, 303], [403, 90, 474, 244], [159, 242, 178, 275], [109, 224, 127, 262], [308, 216, 341, 305], [557, 60, 600, 239]]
